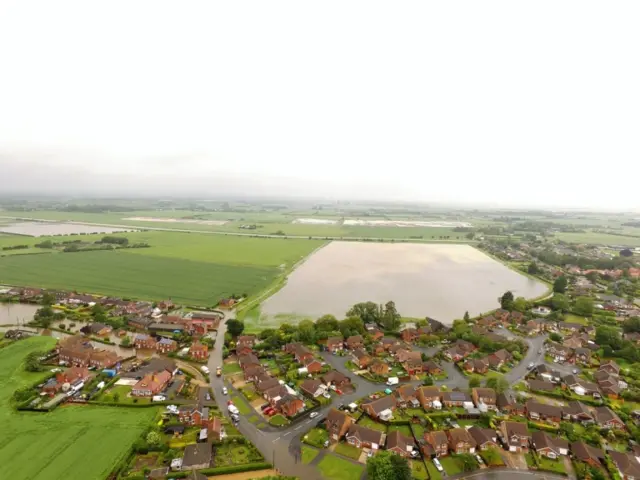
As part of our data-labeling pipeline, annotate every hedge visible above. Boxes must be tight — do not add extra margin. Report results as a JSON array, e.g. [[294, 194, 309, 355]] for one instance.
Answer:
[[198, 462, 272, 475]]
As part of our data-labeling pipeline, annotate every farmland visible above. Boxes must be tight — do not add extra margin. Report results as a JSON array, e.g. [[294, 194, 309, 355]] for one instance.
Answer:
[[0, 231, 324, 305], [0, 337, 156, 480]]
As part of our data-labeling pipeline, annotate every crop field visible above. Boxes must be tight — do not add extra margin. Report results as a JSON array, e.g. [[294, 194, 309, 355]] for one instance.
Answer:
[[553, 231, 640, 247], [0, 232, 324, 305], [0, 337, 156, 480]]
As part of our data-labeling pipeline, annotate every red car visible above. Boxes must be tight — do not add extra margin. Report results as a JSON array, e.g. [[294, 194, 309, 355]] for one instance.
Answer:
[[335, 389, 342, 395], [264, 408, 275, 415]]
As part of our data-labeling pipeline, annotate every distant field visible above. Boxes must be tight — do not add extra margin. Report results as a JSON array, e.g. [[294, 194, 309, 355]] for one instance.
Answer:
[[0, 232, 324, 304], [0, 337, 156, 480], [554, 231, 640, 247]]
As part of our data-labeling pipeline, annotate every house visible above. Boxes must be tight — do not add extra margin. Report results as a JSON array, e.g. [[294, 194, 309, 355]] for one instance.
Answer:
[[395, 385, 419, 408], [494, 309, 510, 323], [238, 353, 261, 370], [472, 388, 497, 410], [488, 349, 513, 369], [509, 311, 524, 324], [600, 360, 621, 376], [395, 348, 418, 364], [352, 349, 372, 369], [300, 379, 325, 398], [598, 376, 621, 398], [134, 334, 157, 350], [381, 337, 400, 351], [524, 319, 544, 335], [369, 360, 390, 375], [562, 401, 594, 424], [468, 426, 498, 451], [346, 424, 385, 450], [236, 335, 256, 350], [369, 329, 384, 341], [361, 394, 397, 420], [157, 300, 174, 312], [423, 431, 449, 458], [56, 366, 91, 385], [403, 356, 424, 375], [57, 335, 119, 368], [464, 358, 489, 375], [609, 451, 640, 480], [178, 406, 208, 426], [286, 343, 314, 364], [156, 337, 178, 354], [127, 316, 155, 330], [477, 315, 498, 328], [417, 386, 442, 410], [303, 356, 323, 374], [563, 375, 600, 398], [388, 344, 404, 356], [447, 428, 476, 454], [148, 323, 184, 335], [531, 306, 552, 316], [533, 364, 560, 383], [243, 365, 266, 382], [322, 371, 350, 389], [546, 343, 573, 363], [256, 377, 281, 394], [471, 325, 489, 336], [530, 431, 569, 458], [571, 441, 604, 468], [401, 328, 419, 343], [264, 385, 288, 405], [325, 408, 353, 443], [525, 400, 562, 424], [326, 336, 344, 353], [85, 323, 112, 336], [527, 379, 556, 392], [275, 394, 304, 417], [132, 370, 172, 396], [91, 350, 120, 369], [558, 321, 582, 333], [423, 360, 443, 376], [574, 348, 592, 365], [181, 444, 212, 471], [496, 392, 522, 415], [593, 406, 625, 430], [386, 430, 416, 458], [499, 421, 531, 452], [441, 391, 472, 408], [189, 342, 208, 360], [218, 298, 236, 309], [444, 340, 476, 361], [345, 335, 364, 350], [210, 416, 225, 442]]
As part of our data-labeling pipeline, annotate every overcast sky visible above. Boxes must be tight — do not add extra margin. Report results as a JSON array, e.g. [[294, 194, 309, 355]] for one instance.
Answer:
[[0, 1, 638, 208]]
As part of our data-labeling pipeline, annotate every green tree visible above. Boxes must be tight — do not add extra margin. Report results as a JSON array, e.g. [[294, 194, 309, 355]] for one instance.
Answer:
[[527, 262, 540, 275], [24, 351, 44, 372], [380, 301, 401, 331], [623, 316, 640, 333], [41, 291, 55, 306], [113, 392, 120, 402], [513, 297, 529, 313], [595, 325, 622, 350], [463, 311, 470, 322], [339, 316, 365, 337], [423, 376, 434, 386], [553, 276, 568, 294], [367, 450, 411, 480], [297, 320, 316, 343], [346, 302, 381, 325], [146, 431, 162, 446], [551, 293, 569, 312], [13, 386, 34, 403], [499, 291, 514, 310], [458, 453, 477, 472], [121, 336, 131, 347], [549, 332, 562, 342], [574, 296, 594, 316], [469, 376, 482, 388], [226, 319, 245, 337], [316, 314, 339, 332], [485, 374, 509, 394], [586, 271, 599, 283]]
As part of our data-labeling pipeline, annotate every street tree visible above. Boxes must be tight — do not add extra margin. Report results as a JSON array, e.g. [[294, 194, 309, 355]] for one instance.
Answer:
[[226, 319, 245, 337], [367, 451, 411, 480], [499, 291, 514, 310], [485, 374, 509, 394], [553, 276, 568, 294]]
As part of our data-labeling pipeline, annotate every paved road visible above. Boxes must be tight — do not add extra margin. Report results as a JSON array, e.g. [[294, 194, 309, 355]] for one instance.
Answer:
[[449, 469, 569, 480]]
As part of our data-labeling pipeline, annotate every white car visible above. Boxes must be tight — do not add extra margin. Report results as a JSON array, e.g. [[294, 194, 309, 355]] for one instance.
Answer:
[[309, 412, 319, 419], [475, 454, 484, 465], [572, 369, 578, 374], [222, 387, 228, 395], [433, 458, 444, 472]]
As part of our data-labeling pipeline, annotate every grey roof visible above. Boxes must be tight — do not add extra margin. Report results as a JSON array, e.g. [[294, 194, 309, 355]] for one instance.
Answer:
[[346, 424, 384, 444], [182, 444, 212, 468], [442, 391, 471, 402]]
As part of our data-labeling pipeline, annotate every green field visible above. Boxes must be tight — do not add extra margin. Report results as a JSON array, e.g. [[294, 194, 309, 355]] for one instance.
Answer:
[[316, 454, 364, 480], [554, 231, 640, 247], [0, 231, 324, 305], [0, 337, 156, 480]]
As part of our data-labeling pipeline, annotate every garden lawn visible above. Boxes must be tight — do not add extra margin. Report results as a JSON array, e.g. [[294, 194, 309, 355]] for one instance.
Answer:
[[426, 460, 443, 480], [230, 395, 252, 415], [538, 456, 567, 474], [334, 443, 361, 460], [301, 446, 320, 464], [564, 314, 588, 325], [357, 416, 387, 433], [222, 362, 242, 375], [317, 454, 364, 480], [387, 424, 412, 436], [303, 428, 329, 448], [410, 460, 429, 480], [440, 456, 463, 475], [0, 337, 156, 480], [268, 414, 289, 427]]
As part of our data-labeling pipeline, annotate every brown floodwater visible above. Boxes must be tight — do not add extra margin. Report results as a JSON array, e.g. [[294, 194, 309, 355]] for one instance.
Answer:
[[261, 242, 548, 324]]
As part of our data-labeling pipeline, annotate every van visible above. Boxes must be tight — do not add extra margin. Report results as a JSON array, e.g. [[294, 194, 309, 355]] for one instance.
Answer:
[[386, 377, 399, 386]]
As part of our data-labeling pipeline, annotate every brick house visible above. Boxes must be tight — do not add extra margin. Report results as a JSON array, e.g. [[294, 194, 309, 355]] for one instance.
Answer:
[[403, 356, 424, 375], [300, 379, 325, 398], [346, 424, 385, 450], [417, 386, 442, 410], [56, 366, 91, 385], [571, 441, 605, 468], [189, 342, 209, 360], [423, 431, 448, 457], [441, 391, 471, 408], [401, 328, 419, 343], [472, 388, 497, 410], [238, 353, 261, 370], [134, 334, 158, 350], [352, 349, 372, 369], [530, 431, 568, 458], [386, 431, 416, 458], [593, 406, 626, 430], [361, 394, 397, 420], [256, 377, 281, 394], [499, 421, 531, 452], [468, 426, 498, 451], [609, 451, 640, 480], [395, 385, 419, 408], [326, 337, 344, 353], [303, 357, 323, 374], [562, 401, 594, 424], [369, 360, 390, 376], [487, 349, 513, 369], [132, 371, 172, 396], [178, 405, 208, 426], [422, 360, 443, 376], [322, 371, 351, 389], [89, 350, 119, 369], [156, 338, 178, 354], [525, 400, 562, 424], [448, 428, 476, 454], [275, 394, 304, 417], [464, 358, 489, 374], [325, 408, 353, 442], [494, 309, 510, 323], [369, 329, 384, 341], [345, 335, 364, 350]]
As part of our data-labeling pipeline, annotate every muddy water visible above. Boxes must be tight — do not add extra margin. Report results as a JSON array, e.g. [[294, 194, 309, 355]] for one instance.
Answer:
[[0, 303, 40, 325], [261, 242, 548, 324]]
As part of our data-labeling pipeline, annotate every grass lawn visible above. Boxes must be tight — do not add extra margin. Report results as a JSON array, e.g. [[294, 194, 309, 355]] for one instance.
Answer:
[[0, 337, 156, 480], [317, 454, 364, 480], [268, 414, 289, 427], [222, 362, 242, 374], [387, 424, 412, 436], [410, 460, 429, 480], [213, 443, 261, 466], [538, 456, 567, 474], [426, 460, 443, 480], [334, 443, 361, 460], [410, 423, 428, 439], [525, 453, 536, 468], [480, 448, 506, 467], [357, 416, 387, 433], [230, 395, 252, 415], [564, 314, 588, 325], [240, 386, 259, 402], [301, 446, 320, 464], [303, 428, 329, 448], [440, 456, 463, 475]]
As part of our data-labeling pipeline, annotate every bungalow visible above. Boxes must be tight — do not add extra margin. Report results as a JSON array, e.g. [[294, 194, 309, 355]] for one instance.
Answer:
[[157, 337, 178, 354], [533, 364, 561, 383], [468, 426, 498, 451], [134, 334, 157, 350], [345, 335, 364, 350], [528, 379, 556, 393], [417, 386, 442, 410], [300, 379, 325, 398], [85, 322, 112, 336], [395, 385, 419, 408], [325, 408, 353, 443], [423, 431, 449, 458], [448, 428, 476, 454], [472, 388, 497, 410], [563, 335, 585, 350], [530, 431, 569, 458], [574, 348, 592, 365], [181, 444, 212, 471], [264, 385, 288, 405], [346, 424, 385, 450], [362, 394, 397, 421], [132, 370, 172, 397], [563, 375, 601, 398], [322, 371, 351, 389], [477, 315, 498, 328], [441, 391, 471, 408], [352, 349, 372, 369], [464, 358, 489, 375], [509, 311, 524, 324], [496, 392, 523, 415], [386, 430, 416, 458], [525, 400, 562, 424], [593, 406, 625, 430], [499, 421, 531, 452], [488, 349, 513, 369], [562, 401, 594, 424], [238, 353, 261, 371], [256, 377, 281, 394], [369, 329, 384, 341], [189, 342, 208, 360], [423, 360, 443, 376], [292, 344, 315, 364], [445, 345, 470, 362], [600, 360, 621, 376], [396, 348, 418, 364], [218, 298, 236, 309], [609, 451, 640, 480], [571, 441, 604, 468], [303, 356, 323, 374], [326, 337, 344, 353], [369, 360, 390, 376], [558, 321, 582, 333], [275, 394, 304, 417]]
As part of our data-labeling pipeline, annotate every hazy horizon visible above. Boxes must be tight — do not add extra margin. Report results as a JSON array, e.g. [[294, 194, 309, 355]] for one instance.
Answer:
[[1, 1, 639, 209]]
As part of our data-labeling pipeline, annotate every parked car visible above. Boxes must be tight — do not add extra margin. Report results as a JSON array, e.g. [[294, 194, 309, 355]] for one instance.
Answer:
[[572, 369, 578, 374], [222, 387, 228, 395], [433, 458, 444, 472], [475, 454, 484, 465], [309, 412, 319, 419], [528, 362, 534, 369]]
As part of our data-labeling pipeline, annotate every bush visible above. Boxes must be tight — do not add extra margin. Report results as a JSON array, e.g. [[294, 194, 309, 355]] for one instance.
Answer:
[[198, 463, 272, 475]]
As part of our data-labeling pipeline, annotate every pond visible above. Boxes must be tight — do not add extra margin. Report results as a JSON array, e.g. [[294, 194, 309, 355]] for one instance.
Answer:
[[261, 242, 548, 324]]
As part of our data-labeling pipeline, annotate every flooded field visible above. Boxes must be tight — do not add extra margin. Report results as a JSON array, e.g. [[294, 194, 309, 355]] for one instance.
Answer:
[[0, 302, 40, 325], [0, 222, 136, 237], [261, 242, 548, 324]]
